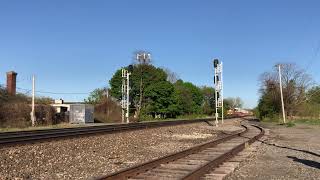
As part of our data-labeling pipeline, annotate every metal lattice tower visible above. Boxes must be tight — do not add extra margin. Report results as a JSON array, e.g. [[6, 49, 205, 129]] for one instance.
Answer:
[[214, 59, 224, 127], [121, 69, 131, 123]]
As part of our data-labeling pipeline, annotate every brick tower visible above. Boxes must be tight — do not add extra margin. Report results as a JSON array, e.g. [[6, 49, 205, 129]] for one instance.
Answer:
[[6, 71, 17, 95]]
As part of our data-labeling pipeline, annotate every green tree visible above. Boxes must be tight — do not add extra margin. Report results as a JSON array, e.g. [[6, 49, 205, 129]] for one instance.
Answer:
[[174, 80, 204, 115], [144, 81, 178, 118], [109, 69, 123, 100], [84, 88, 107, 104], [224, 97, 244, 109], [308, 86, 320, 104], [257, 90, 279, 120], [303, 86, 320, 118], [201, 86, 215, 115], [131, 64, 167, 112], [109, 64, 168, 118], [257, 63, 313, 120]]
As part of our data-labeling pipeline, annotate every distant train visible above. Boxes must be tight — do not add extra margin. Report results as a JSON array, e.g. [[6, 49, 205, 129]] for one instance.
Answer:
[[227, 108, 253, 117]]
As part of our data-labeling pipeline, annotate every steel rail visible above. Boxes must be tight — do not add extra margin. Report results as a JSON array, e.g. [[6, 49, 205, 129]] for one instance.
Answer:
[[97, 125, 249, 180], [0, 117, 236, 147], [183, 124, 264, 180], [97, 123, 264, 180]]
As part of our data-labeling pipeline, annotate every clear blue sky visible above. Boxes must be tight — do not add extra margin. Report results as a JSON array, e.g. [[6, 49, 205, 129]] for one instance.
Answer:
[[0, 0, 319, 108]]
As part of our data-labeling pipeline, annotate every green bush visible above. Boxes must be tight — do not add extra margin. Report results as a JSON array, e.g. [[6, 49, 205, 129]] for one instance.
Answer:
[[0, 87, 58, 128], [0, 102, 31, 128], [294, 119, 320, 126], [286, 121, 296, 127], [261, 113, 281, 122]]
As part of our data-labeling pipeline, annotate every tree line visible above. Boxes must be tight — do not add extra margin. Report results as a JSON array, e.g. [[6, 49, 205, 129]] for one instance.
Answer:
[[86, 61, 243, 121], [256, 63, 320, 121]]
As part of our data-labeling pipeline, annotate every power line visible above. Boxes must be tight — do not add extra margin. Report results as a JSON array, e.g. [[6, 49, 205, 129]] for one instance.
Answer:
[[36, 91, 90, 95], [2, 83, 92, 95], [16, 87, 90, 95], [306, 39, 320, 71], [294, 88, 320, 106]]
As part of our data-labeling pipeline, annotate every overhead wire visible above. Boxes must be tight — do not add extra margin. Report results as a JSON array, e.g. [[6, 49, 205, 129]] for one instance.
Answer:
[[16, 87, 90, 95], [305, 39, 320, 70], [1, 77, 96, 99], [304, 39, 320, 85]]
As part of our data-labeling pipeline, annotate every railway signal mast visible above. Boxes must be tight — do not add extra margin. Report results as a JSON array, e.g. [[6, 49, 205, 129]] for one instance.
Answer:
[[213, 59, 224, 127], [121, 67, 132, 123]]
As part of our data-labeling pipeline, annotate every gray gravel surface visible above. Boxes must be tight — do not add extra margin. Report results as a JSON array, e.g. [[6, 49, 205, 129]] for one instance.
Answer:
[[227, 122, 320, 180], [0, 119, 241, 180]]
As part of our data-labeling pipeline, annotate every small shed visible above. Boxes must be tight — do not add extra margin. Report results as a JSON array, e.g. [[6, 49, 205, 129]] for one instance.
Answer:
[[69, 104, 94, 124]]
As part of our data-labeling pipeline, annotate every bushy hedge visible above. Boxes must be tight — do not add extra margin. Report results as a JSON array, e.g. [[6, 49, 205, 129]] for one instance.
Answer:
[[0, 102, 31, 128], [94, 97, 122, 123], [0, 88, 60, 128], [0, 102, 58, 128]]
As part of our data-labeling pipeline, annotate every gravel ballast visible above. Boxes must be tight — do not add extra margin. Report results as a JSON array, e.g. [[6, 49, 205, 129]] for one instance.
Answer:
[[226, 123, 320, 180], [0, 119, 242, 179]]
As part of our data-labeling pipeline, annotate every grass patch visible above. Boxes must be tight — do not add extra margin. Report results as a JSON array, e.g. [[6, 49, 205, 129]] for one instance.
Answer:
[[176, 114, 209, 120], [0, 123, 86, 132], [138, 114, 211, 122], [285, 121, 296, 127], [261, 118, 296, 127], [261, 117, 281, 123], [293, 119, 320, 126]]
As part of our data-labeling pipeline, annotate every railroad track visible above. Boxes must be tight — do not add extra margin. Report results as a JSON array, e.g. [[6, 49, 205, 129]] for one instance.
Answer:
[[0, 117, 223, 147], [98, 121, 264, 180]]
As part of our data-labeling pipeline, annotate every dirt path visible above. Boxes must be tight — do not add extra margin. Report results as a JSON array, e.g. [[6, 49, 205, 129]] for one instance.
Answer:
[[227, 122, 320, 180]]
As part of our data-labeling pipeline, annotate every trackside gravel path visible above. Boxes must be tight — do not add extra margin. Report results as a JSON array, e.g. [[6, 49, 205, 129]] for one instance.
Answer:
[[227, 122, 320, 180], [0, 119, 241, 180]]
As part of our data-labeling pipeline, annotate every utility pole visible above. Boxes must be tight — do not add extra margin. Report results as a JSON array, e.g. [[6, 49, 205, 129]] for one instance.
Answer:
[[277, 64, 286, 124], [213, 59, 223, 127], [31, 75, 36, 127]]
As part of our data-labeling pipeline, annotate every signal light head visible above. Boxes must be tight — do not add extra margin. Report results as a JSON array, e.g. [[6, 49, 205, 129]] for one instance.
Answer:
[[128, 65, 134, 72], [213, 59, 219, 68]]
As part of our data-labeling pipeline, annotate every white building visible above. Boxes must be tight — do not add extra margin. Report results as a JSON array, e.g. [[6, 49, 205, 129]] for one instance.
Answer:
[[51, 99, 94, 124]]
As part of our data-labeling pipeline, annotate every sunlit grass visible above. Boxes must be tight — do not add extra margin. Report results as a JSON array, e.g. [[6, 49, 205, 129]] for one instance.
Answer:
[[293, 119, 320, 126], [0, 123, 86, 132], [285, 121, 296, 127]]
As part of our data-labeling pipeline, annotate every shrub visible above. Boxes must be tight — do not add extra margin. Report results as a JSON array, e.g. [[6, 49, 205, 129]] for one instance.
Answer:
[[0, 87, 58, 128], [94, 97, 121, 123], [35, 105, 57, 125], [286, 121, 296, 127], [0, 102, 31, 128]]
